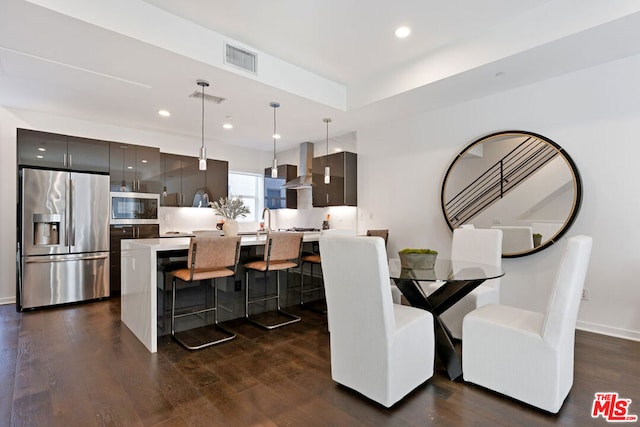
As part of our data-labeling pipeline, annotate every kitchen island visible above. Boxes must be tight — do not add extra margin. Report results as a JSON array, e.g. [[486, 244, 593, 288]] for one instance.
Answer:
[[120, 233, 320, 352]]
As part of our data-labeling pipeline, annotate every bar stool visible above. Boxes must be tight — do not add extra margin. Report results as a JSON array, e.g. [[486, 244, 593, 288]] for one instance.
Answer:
[[169, 235, 241, 350], [244, 232, 303, 329], [366, 229, 389, 247]]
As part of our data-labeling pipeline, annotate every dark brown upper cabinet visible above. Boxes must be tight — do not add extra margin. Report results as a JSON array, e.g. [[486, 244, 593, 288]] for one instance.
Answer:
[[18, 129, 110, 173], [206, 158, 229, 205], [312, 151, 357, 207], [160, 153, 228, 207], [109, 143, 161, 193], [264, 164, 297, 209]]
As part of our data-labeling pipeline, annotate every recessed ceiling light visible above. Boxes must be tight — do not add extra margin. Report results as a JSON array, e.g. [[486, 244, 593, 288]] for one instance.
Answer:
[[223, 123, 233, 129], [127, 166, 133, 170], [36, 155, 44, 159], [273, 133, 281, 139], [395, 26, 411, 39], [157, 109, 171, 117], [141, 159, 148, 163], [38, 147, 46, 152]]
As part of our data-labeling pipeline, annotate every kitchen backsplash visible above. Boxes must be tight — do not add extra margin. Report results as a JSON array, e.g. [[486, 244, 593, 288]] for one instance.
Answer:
[[273, 188, 357, 231], [159, 189, 357, 235]]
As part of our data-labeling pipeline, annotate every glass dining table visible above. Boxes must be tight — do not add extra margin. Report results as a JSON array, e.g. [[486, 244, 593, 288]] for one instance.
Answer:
[[389, 258, 504, 380]]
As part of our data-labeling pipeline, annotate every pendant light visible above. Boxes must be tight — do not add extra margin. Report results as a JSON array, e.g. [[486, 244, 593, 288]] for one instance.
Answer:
[[197, 79, 209, 171], [270, 102, 280, 178], [323, 118, 332, 184]]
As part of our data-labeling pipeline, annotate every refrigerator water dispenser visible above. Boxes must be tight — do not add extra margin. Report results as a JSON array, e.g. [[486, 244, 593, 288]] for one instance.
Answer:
[[33, 213, 60, 245]]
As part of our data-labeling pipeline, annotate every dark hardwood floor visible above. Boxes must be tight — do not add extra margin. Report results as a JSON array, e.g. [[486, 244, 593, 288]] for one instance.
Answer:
[[2, 298, 639, 426]]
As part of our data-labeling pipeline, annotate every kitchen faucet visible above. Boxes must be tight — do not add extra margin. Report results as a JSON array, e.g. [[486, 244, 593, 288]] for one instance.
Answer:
[[262, 207, 272, 232]]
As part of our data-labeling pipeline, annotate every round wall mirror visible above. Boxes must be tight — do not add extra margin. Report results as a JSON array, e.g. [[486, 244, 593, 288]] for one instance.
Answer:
[[441, 131, 582, 257]]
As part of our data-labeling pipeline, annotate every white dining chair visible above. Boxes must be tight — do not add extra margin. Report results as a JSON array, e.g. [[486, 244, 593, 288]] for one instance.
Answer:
[[423, 227, 502, 339], [491, 225, 534, 253], [319, 235, 435, 407], [462, 235, 592, 413]]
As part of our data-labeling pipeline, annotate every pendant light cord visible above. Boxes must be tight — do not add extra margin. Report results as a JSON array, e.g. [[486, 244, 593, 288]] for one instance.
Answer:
[[122, 147, 125, 181], [325, 119, 329, 162], [273, 104, 277, 158], [196, 80, 209, 171], [269, 102, 280, 177], [323, 118, 332, 185], [201, 83, 205, 152]]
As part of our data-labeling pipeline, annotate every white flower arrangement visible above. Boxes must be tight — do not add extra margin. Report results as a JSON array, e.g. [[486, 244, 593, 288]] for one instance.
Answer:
[[209, 196, 251, 219]]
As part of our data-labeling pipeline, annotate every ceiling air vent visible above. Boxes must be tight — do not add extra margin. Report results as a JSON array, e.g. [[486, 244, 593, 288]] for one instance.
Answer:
[[224, 43, 257, 74], [189, 90, 225, 104]]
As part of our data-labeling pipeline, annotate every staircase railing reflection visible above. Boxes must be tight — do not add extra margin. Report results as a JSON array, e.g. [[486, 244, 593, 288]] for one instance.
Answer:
[[446, 136, 559, 228]]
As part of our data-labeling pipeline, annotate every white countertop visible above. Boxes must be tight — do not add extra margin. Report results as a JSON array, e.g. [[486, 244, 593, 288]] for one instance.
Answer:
[[127, 232, 321, 251]]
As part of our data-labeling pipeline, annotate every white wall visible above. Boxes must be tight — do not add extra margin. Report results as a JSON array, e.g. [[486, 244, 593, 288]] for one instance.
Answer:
[[0, 108, 273, 304], [357, 53, 640, 341], [0, 108, 25, 304]]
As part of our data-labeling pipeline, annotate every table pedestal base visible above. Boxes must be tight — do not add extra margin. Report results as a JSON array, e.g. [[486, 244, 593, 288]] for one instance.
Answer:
[[395, 278, 486, 380]]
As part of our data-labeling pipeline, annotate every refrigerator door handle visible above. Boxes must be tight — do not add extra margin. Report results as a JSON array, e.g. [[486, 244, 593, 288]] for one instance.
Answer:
[[24, 253, 109, 263], [16, 242, 23, 304], [69, 178, 76, 246], [65, 179, 70, 246]]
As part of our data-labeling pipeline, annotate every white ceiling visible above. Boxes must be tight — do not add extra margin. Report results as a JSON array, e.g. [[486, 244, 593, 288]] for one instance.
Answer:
[[2, 0, 640, 153]]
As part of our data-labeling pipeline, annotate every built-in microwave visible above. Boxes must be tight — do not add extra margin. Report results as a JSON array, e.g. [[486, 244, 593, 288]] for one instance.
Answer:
[[110, 192, 159, 224]]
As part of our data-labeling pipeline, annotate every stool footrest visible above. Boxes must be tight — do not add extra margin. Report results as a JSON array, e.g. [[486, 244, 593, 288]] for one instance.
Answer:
[[247, 294, 278, 305], [173, 305, 217, 320], [301, 285, 323, 294], [172, 323, 236, 350], [246, 309, 301, 330]]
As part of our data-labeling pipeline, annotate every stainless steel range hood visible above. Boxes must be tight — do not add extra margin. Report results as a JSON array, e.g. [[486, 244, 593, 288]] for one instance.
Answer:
[[283, 142, 314, 189]]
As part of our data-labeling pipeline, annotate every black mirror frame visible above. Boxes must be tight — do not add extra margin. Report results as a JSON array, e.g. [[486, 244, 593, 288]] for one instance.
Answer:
[[440, 130, 583, 258]]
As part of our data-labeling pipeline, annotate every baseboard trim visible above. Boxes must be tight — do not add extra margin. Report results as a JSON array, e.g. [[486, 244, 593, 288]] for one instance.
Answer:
[[0, 297, 16, 306], [577, 320, 640, 342]]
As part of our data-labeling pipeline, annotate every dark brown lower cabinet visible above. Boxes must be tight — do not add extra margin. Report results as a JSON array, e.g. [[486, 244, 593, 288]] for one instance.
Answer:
[[109, 224, 159, 294]]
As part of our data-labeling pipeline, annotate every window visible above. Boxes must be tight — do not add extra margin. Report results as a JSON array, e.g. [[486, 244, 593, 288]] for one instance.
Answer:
[[228, 171, 264, 222]]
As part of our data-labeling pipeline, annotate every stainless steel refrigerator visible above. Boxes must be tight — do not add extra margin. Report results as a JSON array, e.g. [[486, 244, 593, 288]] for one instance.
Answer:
[[18, 168, 110, 310]]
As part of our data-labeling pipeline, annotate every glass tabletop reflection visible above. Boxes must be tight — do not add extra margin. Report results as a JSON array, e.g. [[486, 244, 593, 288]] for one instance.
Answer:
[[388, 258, 504, 282]]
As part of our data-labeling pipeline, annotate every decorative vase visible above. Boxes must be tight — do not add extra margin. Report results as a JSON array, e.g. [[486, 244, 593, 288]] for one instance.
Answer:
[[222, 219, 239, 237], [399, 252, 437, 270]]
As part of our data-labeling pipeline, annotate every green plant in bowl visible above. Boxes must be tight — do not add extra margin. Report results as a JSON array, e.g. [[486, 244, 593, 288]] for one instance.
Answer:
[[399, 248, 438, 269], [399, 248, 438, 255]]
